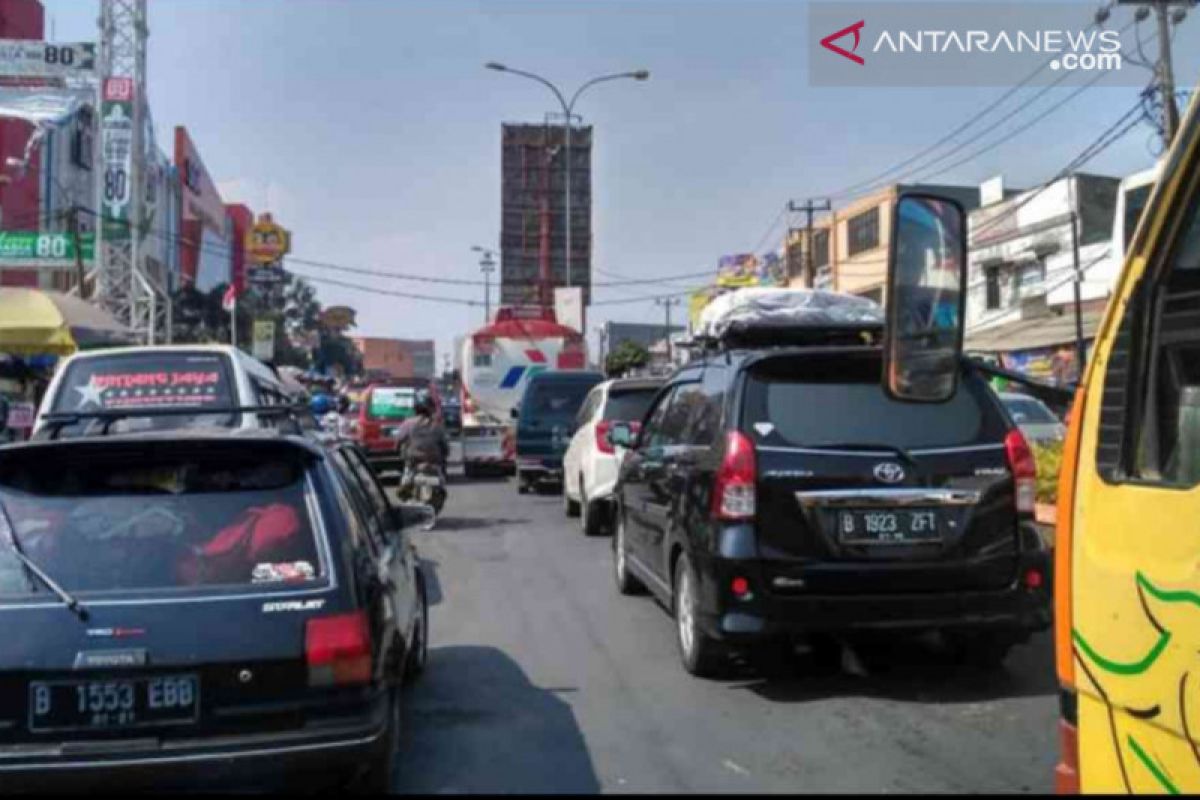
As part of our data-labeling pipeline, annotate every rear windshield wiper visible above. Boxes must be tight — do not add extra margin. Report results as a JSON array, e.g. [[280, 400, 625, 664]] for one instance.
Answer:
[[808, 442, 914, 461], [0, 499, 89, 622]]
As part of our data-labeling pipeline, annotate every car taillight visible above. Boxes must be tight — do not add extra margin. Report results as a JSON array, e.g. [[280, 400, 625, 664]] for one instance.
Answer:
[[1005, 428, 1037, 515], [596, 421, 614, 455], [712, 431, 757, 521], [1055, 718, 1080, 794], [305, 612, 372, 687]]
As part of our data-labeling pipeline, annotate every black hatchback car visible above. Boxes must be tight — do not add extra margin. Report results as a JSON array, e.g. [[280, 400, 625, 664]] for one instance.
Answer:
[[609, 345, 1051, 678], [0, 427, 428, 791]]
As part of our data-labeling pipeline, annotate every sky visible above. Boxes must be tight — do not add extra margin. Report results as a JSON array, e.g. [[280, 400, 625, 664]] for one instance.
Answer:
[[41, 0, 1200, 368]]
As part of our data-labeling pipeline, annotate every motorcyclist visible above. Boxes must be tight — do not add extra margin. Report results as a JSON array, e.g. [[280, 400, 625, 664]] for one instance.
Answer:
[[395, 394, 448, 495]]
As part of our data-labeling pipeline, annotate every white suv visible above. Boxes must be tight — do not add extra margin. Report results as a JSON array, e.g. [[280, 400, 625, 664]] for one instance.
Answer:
[[562, 377, 663, 535]]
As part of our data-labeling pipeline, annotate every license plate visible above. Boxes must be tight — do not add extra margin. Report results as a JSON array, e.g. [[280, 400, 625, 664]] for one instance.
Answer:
[[413, 475, 440, 486], [29, 675, 199, 732], [838, 509, 941, 545]]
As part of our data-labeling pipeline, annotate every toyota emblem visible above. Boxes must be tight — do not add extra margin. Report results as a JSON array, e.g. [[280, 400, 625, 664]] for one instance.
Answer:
[[873, 462, 906, 484]]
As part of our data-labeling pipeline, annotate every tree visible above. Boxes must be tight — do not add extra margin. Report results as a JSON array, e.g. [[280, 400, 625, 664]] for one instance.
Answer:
[[605, 340, 650, 378]]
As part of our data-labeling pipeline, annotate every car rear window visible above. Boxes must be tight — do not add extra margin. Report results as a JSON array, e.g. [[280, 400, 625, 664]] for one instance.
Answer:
[[603, 388, 658, 422], [524, 381, 597, 418], [50, 352, 237, 434], [1003, 396, 1058, 425], [742, 355, 1005, 450], [0, 450, 325, 597], [368, 387, 417, 420]]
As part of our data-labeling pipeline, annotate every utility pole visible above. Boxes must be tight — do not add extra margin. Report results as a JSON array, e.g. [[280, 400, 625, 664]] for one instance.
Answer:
[[595, 325, 608, 371], [655, 297, 681, 365], [1111, 1, 1188, 148], [1067, 177, 1087, 376], [68, 205, 87, 299], [788, 198, 832, 288]]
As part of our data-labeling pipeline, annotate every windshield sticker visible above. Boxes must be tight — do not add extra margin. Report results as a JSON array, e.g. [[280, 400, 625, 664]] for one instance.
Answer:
[[262, 598, 325, 613], [73, 372, 226, 409], [754, 422, 775, 437], [252, 561, 316, 584]]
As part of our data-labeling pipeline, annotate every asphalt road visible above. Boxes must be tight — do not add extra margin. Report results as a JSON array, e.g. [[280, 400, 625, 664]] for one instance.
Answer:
[[395, 476, 1059, 794]]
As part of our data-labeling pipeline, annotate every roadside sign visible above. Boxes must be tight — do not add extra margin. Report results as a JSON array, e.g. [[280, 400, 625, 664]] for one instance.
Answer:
[[246, 213, 291, 265], [0, 231, 94, 267], [247, 262, 286, 285], [100, 79, 134, 241], [0, 40, 95, 80], [252, 320, 276, 361]]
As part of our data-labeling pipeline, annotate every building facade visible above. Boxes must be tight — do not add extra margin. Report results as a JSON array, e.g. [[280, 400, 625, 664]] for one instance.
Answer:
[[786, 183, 981, 303], [352, 337, 436, 381], [500, 123, 592, 308]]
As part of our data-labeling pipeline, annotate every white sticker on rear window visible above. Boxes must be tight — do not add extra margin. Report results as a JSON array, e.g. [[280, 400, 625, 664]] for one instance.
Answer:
[[252, 561, 316, 584], [261, 599, 325, 613], [754, 422, 775, 437]]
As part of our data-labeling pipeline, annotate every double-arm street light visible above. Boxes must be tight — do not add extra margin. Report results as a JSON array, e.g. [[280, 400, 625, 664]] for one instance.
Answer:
[[485, 63, 649, 296], [471, 245, 497, 323]]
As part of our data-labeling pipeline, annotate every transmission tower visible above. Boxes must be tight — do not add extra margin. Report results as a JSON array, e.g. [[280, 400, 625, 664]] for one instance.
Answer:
[[95, 0, 169, 343]]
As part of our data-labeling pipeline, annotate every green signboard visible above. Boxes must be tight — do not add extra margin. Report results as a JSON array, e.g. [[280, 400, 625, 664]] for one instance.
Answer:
[[0, 231, 95, 266], [368, 387, 416, 420]]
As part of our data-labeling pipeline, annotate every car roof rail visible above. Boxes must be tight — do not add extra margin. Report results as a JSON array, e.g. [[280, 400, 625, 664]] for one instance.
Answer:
[[686, 323, 883, 356], [37, 404, 314, 441]]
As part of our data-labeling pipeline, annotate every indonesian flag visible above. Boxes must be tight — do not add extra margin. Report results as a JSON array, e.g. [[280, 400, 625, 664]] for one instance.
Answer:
[[221, 283, 240, 313]]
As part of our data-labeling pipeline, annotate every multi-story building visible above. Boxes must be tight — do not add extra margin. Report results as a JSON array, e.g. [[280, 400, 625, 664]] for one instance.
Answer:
[[964, 173, 1123, 386], [786, 183, 980, 303], [499, 122, 592, 308], [352, 337, 436, 381]]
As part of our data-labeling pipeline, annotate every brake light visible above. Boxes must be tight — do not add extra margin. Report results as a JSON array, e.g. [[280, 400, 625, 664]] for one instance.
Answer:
[[596, 421, 614, 455], [712, 431, 757, 521], [1055, 718, 1080, 794], [1056, 388, 1086, 690], [1005, 428, 1037, 514], [305, 612, 372, 687]]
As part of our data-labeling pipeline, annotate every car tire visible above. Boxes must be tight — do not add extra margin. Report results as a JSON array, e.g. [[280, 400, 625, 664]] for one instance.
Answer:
[[517, 473, 529, 495], [564, 481, 581, 517], [581, 484, 604, 537], [353, 687, 400, 793], [463, 463, 477, 480], [943, 630, 1015, 670], [403, 578, 429, 687], [673, 554, 728, 678], [613, 512, 645, 595]]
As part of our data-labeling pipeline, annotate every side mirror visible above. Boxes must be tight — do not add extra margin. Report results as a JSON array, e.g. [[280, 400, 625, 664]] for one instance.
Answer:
[[884, 193, 968, 403], [510, 407, 519, 420], [608, 421, 636, 449]]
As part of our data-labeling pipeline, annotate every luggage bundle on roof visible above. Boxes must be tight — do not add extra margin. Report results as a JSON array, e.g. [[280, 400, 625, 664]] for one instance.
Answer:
[[692, 287, 884, 350]]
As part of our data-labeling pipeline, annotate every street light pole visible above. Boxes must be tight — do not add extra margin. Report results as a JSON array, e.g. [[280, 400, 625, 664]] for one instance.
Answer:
[[485, 63, 649, 301], [471, 245, 497, 323]]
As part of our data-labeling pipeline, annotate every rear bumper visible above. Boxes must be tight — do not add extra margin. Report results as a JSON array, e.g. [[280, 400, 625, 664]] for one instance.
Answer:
[[696, 553, 1053, 642], [0, 700, 387, 790], [517, 457, 563, 482]]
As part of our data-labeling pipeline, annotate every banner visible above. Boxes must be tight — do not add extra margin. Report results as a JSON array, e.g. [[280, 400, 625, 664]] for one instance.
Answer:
[[717, 254, 760, 288], [252, 319, 276, 361], [0, 231, 94, 266], [0, 41, 95, 80], [100, 77, 134, 241]]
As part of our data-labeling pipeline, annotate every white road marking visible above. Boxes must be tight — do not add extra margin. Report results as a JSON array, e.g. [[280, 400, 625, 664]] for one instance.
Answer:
[[723, 759, 751, 777]]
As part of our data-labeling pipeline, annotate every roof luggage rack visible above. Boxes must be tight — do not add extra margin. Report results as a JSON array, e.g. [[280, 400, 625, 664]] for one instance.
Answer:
[[690, 287, 885, 353], [37, 404, 316, 441]]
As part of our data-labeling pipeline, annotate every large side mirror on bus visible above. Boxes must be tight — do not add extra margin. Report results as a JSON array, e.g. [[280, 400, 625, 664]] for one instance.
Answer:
[[884, 194, 968, 403]]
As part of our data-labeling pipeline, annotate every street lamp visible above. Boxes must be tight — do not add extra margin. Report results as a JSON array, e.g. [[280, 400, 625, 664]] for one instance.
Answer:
[[472, 245, 497, 323], [485, 63, 649, 298]]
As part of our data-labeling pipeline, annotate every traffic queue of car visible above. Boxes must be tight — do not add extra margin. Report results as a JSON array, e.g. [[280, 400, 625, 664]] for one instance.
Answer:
[[0, 344, 431, 792], [509, 288, 1057, 681]]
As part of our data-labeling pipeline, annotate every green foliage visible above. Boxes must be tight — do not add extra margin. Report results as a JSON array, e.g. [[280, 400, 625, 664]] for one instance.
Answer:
[[605, 340, 650, 378], [1032, 439, 1064, 505]]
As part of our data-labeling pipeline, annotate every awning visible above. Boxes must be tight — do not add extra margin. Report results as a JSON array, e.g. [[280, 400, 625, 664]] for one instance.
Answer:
[[0, 289, 135, 355], [966, 306, 1107, 353], [0, 86, 91, 127]]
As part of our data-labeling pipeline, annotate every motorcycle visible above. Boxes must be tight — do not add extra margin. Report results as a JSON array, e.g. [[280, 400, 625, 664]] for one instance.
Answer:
[[399, 461, 447, 519]]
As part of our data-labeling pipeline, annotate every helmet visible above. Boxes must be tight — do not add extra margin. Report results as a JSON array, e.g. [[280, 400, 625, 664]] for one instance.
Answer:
[[413, 391, 434, 417], [310, 394, 334, 416]]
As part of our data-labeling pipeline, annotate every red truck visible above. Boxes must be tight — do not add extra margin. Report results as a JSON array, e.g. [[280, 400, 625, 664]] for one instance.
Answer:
[[351, 379, 443, 477]]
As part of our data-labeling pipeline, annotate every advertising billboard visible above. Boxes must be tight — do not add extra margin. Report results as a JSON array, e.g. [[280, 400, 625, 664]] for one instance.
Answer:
[[174, 126, 227, 287]]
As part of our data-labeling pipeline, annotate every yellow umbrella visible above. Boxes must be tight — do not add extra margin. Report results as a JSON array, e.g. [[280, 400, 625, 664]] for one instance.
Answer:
[[0, 288, 135, 356]]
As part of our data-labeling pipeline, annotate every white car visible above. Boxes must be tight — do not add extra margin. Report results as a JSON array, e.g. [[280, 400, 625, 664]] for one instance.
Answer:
[[563, 377, 663, 535]]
